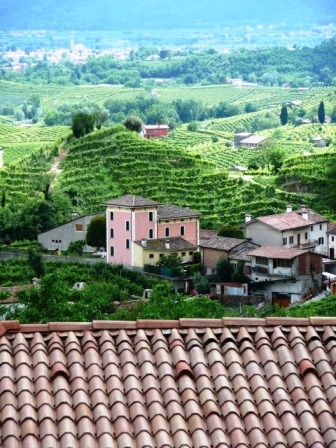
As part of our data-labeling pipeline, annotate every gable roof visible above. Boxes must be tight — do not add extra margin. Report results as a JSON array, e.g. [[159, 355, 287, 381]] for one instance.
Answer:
[[1, 318, 336, 448], [253, 211, 314, 231], [104, 194, 161, 208]]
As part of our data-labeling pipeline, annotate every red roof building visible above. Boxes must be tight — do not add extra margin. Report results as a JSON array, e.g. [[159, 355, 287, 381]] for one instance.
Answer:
[[1, 318, 336, 448], [144, 124, 169, 139]]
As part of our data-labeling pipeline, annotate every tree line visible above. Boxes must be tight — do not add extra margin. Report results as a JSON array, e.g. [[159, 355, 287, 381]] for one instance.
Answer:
[[2, 38, 336, 88]]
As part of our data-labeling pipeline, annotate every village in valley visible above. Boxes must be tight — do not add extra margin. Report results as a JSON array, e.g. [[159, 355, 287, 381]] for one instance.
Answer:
[[2, 1, 336, 448]]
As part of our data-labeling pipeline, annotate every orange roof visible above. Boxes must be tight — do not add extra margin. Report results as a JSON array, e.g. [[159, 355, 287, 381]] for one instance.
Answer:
[[1, 318, 336, 447]]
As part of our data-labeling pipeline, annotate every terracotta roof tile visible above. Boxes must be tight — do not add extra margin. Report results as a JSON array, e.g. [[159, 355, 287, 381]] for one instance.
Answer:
[[3, 319, 336, 446]]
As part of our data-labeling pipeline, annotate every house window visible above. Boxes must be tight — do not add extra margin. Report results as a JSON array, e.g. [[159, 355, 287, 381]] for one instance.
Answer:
[[189, 251, 194, 256], [305, 232, 308, 240], [125, 221, 130, 231], [273, 259, 292, 268], [159, 253, 164, 258], [319, 237, 324, 245], [283, 237, 287, 245], [75, 224, 83, 232], [289, 236, 294, 244], [256, 256, 268, 265], [126, 239, 130, 249], [332, 237, 335, 242], [110, 211, 114, 221], [165, 227, 170, 237], [149, 212, 153, 222], [181, 252, 186, 256], [149, 228, 154, 239], [311, 226, 314, 231], [180, 226, 185, 236], [110, 246, 114, 256], [110, 228, 114, 238], [320, 224, 322, 230], [149, 254, 154, 259]]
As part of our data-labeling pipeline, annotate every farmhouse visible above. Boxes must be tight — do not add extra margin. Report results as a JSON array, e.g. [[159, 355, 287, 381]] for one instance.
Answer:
[[247, 245, 323, 305], [243, 205, 329, 257], [105, 195, 200, 272], [233, 132, 253, 148], [234, 132, 267, 148], [239, 135, 268, 148], [2, 318, 336, 447], [311, 136, 326, 147], [144, 124, 169, 139], [37, 213, 103, 252], [199, 235, 259, 275]]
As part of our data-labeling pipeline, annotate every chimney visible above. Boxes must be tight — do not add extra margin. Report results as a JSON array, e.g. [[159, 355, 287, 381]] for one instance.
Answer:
[[141, 238, 147, 247], [286, 205, 292, 213], [71, 212, 79, 220], [301, 205, 308, 220], [165, 240, 170, 250], [245, 213, 252, 223]]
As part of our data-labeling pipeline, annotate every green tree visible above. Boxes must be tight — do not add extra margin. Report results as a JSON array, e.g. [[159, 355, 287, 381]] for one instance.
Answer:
[[217, 224, 244, 239], [94, 109, 109, 130], [317, 100, 325, 124], [68, 240, 86, 256], [156, 253, 183, 273], [231, 261, 250, 283], [216, 257, 232, 282], [279, 105, 288, 125], [86, 215, 106, 249], [123, 115, 143, 133], [71, 111, 95, 138], [187, 121, 199, 132], [192, 272, 211, 295], [28, 247, 45, 278]]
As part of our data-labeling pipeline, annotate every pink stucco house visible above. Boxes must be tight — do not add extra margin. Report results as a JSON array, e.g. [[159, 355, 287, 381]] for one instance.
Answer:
[[104, 195, 201, 270]]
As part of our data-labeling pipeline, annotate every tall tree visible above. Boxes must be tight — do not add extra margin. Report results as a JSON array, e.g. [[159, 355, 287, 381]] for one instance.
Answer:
[[280, 105, 288, 125], [317, 100, 325, 124], [71, 111, 95, 138], [86, 215, 106, 249], [123, 115, 143, 133]]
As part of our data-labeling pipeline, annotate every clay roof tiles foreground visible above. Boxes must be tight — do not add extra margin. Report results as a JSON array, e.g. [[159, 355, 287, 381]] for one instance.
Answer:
[[1, 318, 336, 447]]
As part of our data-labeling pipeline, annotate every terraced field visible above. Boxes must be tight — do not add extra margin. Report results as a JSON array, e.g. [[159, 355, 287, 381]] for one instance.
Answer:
[[1, 80, 334, 113], [0, 124, 69, 164]]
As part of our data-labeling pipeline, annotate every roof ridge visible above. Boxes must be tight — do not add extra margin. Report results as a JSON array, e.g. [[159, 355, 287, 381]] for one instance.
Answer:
[[2, 317, 336, 333]]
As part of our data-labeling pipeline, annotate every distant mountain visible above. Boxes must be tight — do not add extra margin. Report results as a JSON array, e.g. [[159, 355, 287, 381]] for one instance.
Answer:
[[1, 0, 336, 30]]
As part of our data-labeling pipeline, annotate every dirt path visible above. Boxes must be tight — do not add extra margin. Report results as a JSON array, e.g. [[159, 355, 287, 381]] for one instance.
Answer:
[[48, 148, 69, 186]]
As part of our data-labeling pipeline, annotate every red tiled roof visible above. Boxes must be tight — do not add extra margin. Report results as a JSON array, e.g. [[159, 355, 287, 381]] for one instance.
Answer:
[[256, 211, 314, 230], [248, 245, 307, 259], [1, 318, 336, 447]]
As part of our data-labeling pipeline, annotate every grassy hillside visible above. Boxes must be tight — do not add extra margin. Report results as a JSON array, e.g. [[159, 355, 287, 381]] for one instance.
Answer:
[[0, 82, 335, 233], [0, 124, 69, 164]]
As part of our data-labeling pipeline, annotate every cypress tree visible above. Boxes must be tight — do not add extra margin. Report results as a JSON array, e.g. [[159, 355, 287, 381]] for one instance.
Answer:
[[280, 105, 288, 125], [317, 100, 325, 124]]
